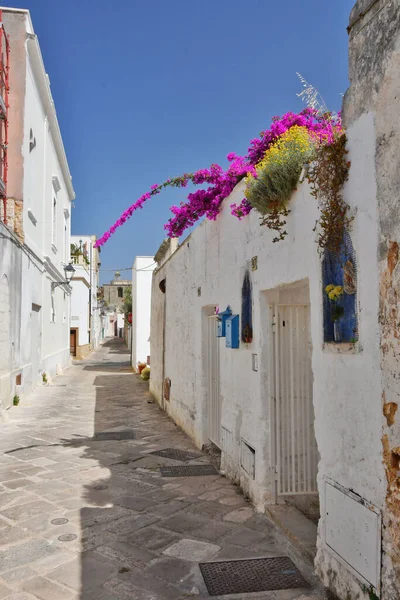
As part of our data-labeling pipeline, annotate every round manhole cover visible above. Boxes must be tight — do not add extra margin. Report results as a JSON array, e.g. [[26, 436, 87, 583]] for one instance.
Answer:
[[58, 534, 77, 542], [51, 518, 69, 526]]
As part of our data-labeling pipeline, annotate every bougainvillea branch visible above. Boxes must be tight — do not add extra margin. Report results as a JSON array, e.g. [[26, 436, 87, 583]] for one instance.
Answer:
[[94, 108, 341, 248]]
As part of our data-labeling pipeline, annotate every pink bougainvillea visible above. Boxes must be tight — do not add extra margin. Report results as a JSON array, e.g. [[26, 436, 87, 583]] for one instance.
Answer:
[[94, 109, 341, 248]]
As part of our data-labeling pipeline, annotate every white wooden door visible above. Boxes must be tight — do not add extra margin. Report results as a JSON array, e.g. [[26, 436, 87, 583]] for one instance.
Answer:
[[274, 304, 318, 495], [207, 317, 221, 447]]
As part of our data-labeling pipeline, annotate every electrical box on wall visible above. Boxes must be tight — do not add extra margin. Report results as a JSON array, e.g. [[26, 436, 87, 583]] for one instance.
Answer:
[[226, 315, 239, 348], [216, 306, 232, 338], [325, 481, 381, 590]]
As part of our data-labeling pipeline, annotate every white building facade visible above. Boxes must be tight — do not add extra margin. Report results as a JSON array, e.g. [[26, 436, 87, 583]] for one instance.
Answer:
[[150, 2, 400, 598], [0, 8, 75, 415], [131, 256, 156, 369], [70, 235, 101, 358]]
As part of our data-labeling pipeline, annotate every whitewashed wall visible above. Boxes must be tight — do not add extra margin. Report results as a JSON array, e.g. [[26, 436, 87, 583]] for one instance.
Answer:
[[71, 235, 101, 350], [0, 9, 74, 411], [70, 273, 90, 347], [131, 256, 155, 368], [151, 123, 384, 597], [24, 38, 72, 379]]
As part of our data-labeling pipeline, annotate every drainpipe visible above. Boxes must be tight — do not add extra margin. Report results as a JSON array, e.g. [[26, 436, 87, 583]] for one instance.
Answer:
[[160, 278, 166, 410], [89, 241, 92, 346]]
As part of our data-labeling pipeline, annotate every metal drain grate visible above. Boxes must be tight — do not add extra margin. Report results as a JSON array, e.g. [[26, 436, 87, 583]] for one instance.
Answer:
[[93, 430, 134, 441], [150, 448, 202, 462], [199, 557, 310, 596], [160, 464, 218, 477]]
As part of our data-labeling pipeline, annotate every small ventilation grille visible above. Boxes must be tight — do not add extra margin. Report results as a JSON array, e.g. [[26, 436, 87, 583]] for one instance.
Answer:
[[221, 427, 234, 458], [240, 439, 255, 479], [160, 465, 218, 478]]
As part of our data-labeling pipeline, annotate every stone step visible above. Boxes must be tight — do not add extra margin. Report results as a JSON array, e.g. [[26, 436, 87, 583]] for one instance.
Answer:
[[266, 504, 318, 565]]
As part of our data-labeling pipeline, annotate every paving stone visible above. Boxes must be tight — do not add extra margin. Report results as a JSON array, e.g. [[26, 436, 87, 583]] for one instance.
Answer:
[[80, 505, 132, 528], [19, 512, 58, 534], [0, 518, 9, 530], [1, 500, 56, 522], [21, 575, 76, 599], [184, 500, 234, 520], [250, 537, 282, 553], [3, 594, 38, 600], [160, 513, 207, 534], [31, 550, 76, 575], [0, 471, 26, 483], [0, 583, 12, 599], [0, 539, 54, 572], [223, 527, 268, 547], [142, 556, 193, 585], [2, 479, 30, 490], [48, 553, 116, 592], [198, 489, 228, 501], [141, 488, 180, 503], [93, 540, 155, 568], [223, 506, 254, 523], [0, 525, 31, 548], [126, 526, 180, 551], [114, 495, 158, 512], [146, 499, 190, 517], [213, 543, 270, 560], [243, 513, 275, 532], [218, 495, 246, 506], [15, 467, 47, 477], [191, 520, 236, 542], [1, 565, 37, 583], [0, 492, 37, 511], [163, 538, 220, 562], [28, 458, 57, 467], [105, 514, 159, 535], [105, 575, 179, 600]]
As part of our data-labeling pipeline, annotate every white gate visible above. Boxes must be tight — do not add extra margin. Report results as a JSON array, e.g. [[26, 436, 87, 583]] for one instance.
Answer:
[[274, 304, 318, 495], [207, 317, 221, 447]]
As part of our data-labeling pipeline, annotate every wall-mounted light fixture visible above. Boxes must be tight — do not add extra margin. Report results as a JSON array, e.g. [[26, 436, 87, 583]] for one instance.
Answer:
[[51, 263, 76, 289]]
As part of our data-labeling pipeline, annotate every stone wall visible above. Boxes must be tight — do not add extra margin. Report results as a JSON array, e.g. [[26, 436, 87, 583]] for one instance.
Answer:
[[344, 1, 400, 598]]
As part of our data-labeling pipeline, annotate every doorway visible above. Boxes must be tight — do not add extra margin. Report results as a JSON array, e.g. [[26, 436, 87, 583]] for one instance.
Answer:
[[70, 328, 77, 357], [206, 312, 221, 448], [269, 282, 319, 521]]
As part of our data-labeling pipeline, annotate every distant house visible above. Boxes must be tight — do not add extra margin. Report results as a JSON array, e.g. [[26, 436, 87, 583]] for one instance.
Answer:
[[101, 271, 131, 310], [131, 256, 156, 369], [69, 235, 102, 358]]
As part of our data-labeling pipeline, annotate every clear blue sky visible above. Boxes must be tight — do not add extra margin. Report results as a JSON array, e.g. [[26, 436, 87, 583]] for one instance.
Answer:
[[3, 0, 354, 283]]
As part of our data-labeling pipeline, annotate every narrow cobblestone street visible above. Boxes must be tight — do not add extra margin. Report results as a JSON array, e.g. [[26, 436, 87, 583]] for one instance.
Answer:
[[0, 340, 321, 600]]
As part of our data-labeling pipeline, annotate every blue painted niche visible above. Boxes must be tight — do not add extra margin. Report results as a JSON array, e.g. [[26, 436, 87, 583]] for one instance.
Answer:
[[322, 231, 358, 343]]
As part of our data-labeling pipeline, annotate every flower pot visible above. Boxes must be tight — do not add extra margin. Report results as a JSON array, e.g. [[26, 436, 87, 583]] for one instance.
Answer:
[[138, 364, 146, 374]]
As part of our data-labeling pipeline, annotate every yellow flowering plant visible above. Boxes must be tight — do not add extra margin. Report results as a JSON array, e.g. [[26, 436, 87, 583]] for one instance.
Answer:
[[325, 283, 344, 320], [245, 126, 317, 242]]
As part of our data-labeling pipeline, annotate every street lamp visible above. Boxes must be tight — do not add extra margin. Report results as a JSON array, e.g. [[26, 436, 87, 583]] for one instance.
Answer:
[[51, 263, 76, 289]]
